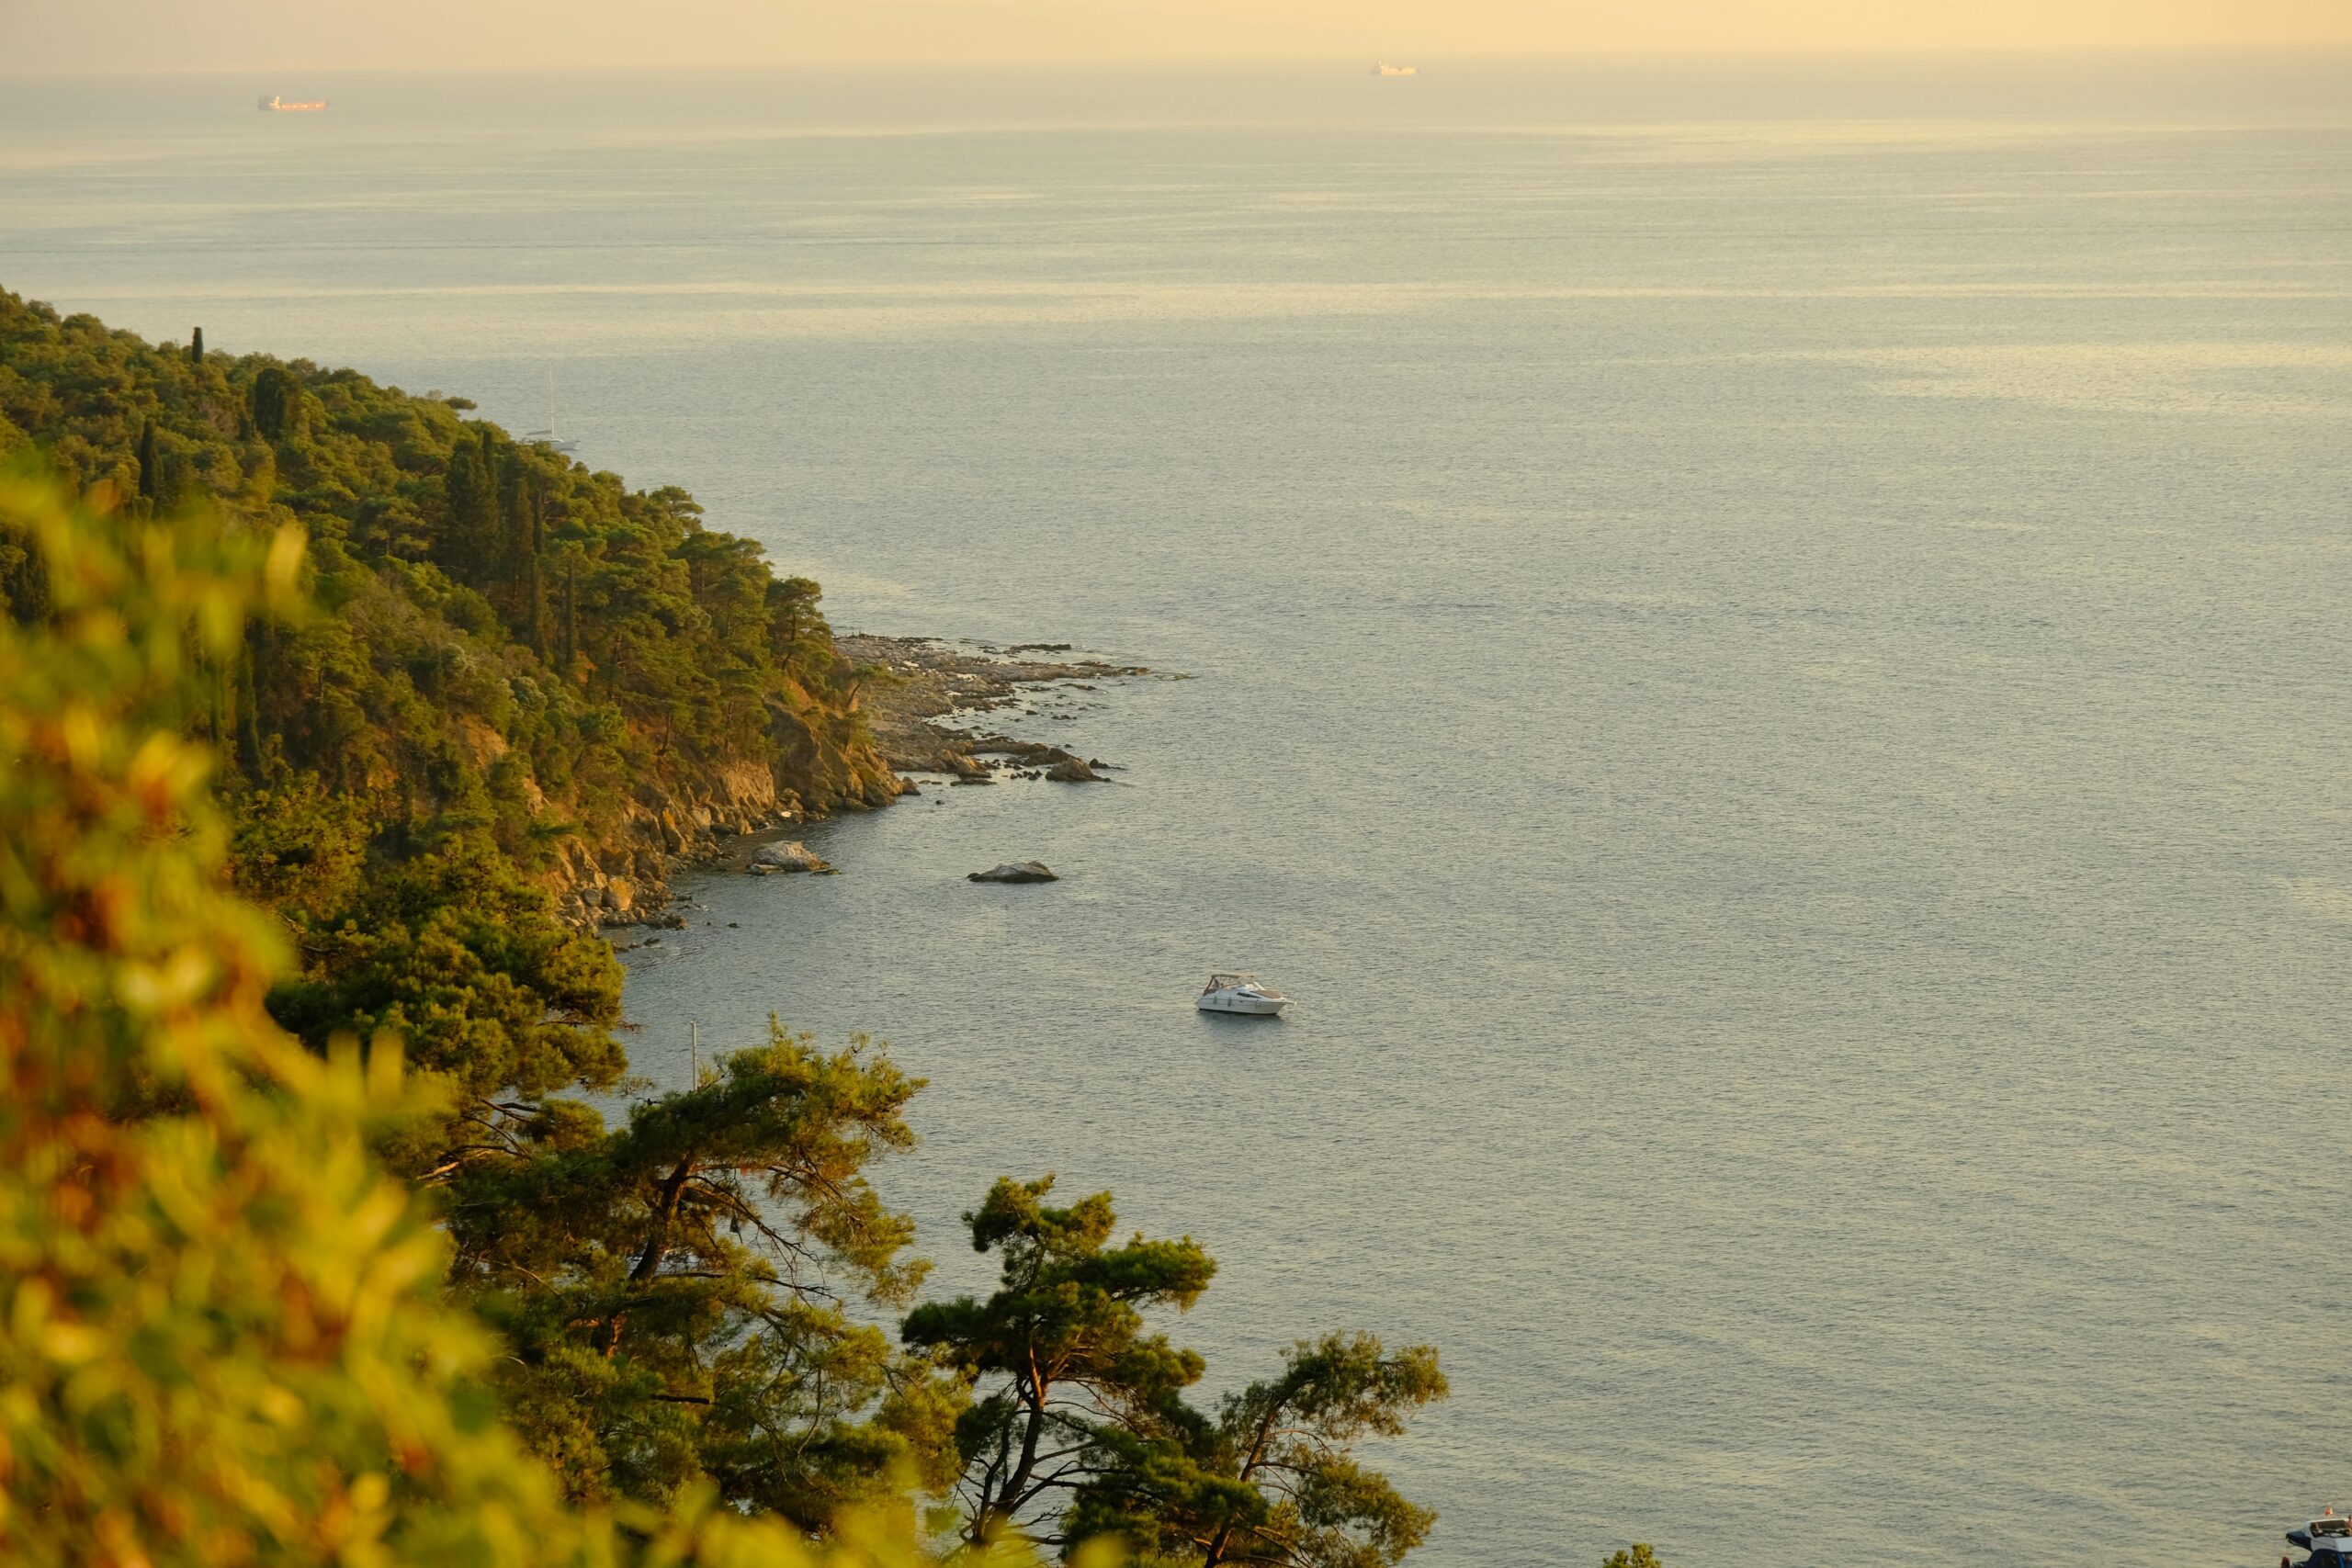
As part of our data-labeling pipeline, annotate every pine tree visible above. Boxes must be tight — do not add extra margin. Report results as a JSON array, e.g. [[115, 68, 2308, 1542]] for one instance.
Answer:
[[438, 1024, 963, 1528], [902, 1176, 1216, 1550], [906, 1178, 1446, 1566]]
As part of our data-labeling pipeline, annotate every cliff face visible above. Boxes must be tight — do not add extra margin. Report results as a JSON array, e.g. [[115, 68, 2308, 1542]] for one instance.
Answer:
[[550, 708, 903, 928]]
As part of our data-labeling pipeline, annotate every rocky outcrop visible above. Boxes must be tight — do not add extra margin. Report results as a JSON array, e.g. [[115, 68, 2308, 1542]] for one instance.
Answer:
[[968, 862, 1058, 884], [749, 840, 832, 874], [836, 635, 1146, 779]]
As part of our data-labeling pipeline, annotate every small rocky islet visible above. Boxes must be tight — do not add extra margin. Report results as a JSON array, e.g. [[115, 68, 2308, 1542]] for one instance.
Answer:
[[967, 861, 1058, 884]]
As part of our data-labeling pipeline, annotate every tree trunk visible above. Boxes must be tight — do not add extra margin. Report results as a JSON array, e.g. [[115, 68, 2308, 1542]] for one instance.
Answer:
[[975, 1361, 1051, 1547], [631, 1156, 697, 1283], [594, 1156, 697, 1359]]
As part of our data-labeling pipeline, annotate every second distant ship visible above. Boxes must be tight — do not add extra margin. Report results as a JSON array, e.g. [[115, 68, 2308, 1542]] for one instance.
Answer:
[[1372, 62, 1419, 76], [257, 95, 328, 112]]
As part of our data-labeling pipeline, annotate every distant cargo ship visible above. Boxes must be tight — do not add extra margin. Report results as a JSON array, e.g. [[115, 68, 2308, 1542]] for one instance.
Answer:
[[1371, 62, 1419, 76], [257, 96, 328, 112]]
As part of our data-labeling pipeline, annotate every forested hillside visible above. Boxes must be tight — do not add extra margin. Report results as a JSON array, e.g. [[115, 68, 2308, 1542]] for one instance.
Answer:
[[0, 289, 900, 935]]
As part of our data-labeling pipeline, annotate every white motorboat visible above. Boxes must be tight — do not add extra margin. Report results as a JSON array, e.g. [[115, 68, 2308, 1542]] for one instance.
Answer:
[[1196, 973, 1288, 1016], [2289, 1514, 2352, 1568]]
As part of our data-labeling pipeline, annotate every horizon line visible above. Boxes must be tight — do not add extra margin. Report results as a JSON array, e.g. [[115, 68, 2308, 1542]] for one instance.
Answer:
[[9, 42, 2352, 79]]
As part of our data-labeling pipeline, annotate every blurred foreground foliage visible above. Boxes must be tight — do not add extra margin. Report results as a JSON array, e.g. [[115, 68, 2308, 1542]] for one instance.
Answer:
[[0, 472, 996, 1568], [0, 293, 1456, 1565]]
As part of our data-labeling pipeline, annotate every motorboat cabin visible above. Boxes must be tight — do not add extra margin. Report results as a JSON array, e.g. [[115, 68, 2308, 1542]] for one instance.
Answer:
[[2289, 1516, 2352, 1567], [1197, 973, 1288, 1016]]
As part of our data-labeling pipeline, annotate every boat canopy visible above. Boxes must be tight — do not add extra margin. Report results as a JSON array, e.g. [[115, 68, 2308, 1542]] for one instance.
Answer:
[[1202, 973, 1284, 997]]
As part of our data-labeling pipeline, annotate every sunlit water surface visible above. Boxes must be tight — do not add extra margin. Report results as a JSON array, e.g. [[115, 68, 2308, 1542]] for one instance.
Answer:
[[6, 57, 2349, 1566]]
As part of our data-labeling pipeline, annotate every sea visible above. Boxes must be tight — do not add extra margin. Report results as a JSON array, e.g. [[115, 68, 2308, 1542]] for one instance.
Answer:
[[4, 54, 2348, 1566]]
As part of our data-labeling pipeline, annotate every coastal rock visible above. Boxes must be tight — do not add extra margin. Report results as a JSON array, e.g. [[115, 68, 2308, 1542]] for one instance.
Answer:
[[1043, 757, 1101, 783], [968, 861, 1058, 884], [750, 840, 832, 874]]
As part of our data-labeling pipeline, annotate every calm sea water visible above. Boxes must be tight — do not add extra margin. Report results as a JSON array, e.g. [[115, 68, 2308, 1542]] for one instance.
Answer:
[[6, 58, 2349, 1566]]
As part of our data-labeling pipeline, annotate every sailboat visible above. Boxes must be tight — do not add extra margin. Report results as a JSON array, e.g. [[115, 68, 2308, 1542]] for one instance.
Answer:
[[526, 370, 578, 454]]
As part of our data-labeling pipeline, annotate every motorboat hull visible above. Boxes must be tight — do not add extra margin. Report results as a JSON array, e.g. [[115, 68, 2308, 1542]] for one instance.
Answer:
[[1197, 991, 1287, 1016]]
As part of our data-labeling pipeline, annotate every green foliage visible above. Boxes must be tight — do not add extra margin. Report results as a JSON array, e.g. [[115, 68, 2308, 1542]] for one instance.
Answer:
[[252, 364, 300, 442], [0, 294, 1461, 1563], [1602, 1547, 1662, 1568], [134, 414, 160, 504], [443, 1024, 964, 1529], [266, 829, 627, 1112], [902, 1176, 1216, 1550], [904, 1179, 1445, 1565], [0, 468, 1031, 1568], [1069, 1332, 1447, 1568], [0, 286, 895, 885], [0, 470, 571, 1563]]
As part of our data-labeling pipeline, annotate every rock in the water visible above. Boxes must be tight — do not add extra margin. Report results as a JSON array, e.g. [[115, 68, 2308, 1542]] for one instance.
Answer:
[[749, 840, 831, 874], [968, 861, 1058, 884], [1043, 757, 1101, 783]]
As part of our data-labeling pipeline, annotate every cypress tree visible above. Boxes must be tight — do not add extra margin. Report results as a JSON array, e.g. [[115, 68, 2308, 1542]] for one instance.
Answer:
[[490, 461, 547, 650], [189, 326, 204, 365], [235, 638, 264, 776], [523, 553, 549, 660], [0, 536, 50, 625], [497, 459, 535, 617], [520, 485, 551, 659], [560, 554, 579, 677], [135, 417, 160, 505], [439, 433, 495, 583], [250, 367, 300, 441]]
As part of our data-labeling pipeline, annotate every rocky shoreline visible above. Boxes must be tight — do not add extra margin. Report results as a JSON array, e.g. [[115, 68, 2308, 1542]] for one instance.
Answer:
[[837, 634, 1149, 784], [571, 636, 1151, 929]]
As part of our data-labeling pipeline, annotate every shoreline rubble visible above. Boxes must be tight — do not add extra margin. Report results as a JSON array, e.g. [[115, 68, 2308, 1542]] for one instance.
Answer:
[[836, 634, 1148, 785]]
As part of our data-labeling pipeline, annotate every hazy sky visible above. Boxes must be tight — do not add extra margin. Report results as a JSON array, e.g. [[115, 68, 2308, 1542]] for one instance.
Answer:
[[6, 0, 2349, 72]]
